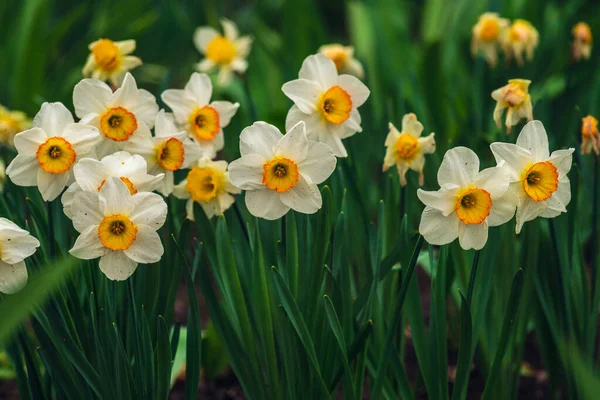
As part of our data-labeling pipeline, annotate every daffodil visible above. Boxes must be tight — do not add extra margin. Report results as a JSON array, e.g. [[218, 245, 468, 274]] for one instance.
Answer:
[[161, 73, 239, 156], [282, 54, 370, 158], [417, 147, 515, 250], [82, 39, 142, 87], [500, 19, 539, 66], [228, 121, 336, 220], [490, 121, 574, 234], [0, 105, 30, 146], [6, 102, 101, 201], [173, 157, 240, 220], [318, 44, 365, 78], [69, 177, 167, 281], [471, 12, 509, 67], [581, 115, 600, 156], [73, 72, 158, 158], [0, 218, 40, 294], [193, 18, 252, 86], [491, 79, 533, 133], [61, 151, 165, 219], [382, 114, 436, 187], [572, 22, 592, 62]]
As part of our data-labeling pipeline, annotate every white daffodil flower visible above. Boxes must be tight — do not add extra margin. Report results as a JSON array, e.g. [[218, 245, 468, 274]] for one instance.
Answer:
[[125, 110, 206, 196], [490, 121, 574, 234], [61, 151, 165, 218], [318, 44, 365, 78], [282, 54, 370, 158], [6, 102, 101, 201], [491, 79, 533, 134], [382, 114, 436, 187], [173, 157, 240, 220], [193, 18, 253, 86], [73, 72, 158, 158], [161, 72, 239, 156], [417, 147, 516, 250], [471, 13, 509, 67], [0, 218, 40, 294], [228, 121, 337, 220], [82, 39, 142, 87], [69, 177, 167, 281]]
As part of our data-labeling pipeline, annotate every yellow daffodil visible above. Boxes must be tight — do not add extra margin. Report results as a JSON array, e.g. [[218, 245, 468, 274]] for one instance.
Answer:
[[82, 39, 142, 87], [0, 105, 30, 146], [471, 12, 509, 67], [0, 218, 40, 294], [581, 115, 600, 156], [382, 114, 435, 187], [318, 44, 364, 78], [500, 19, 539, 66], [491, 79, 533, 133], [572, 22, 592, 62], [193, 18, 253, 86]]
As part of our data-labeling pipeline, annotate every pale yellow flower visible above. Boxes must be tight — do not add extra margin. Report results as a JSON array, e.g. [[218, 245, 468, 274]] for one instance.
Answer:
[[82, 39, 142, 87], [318, 44, 364, 78], [572, 22, 592, 62], [500, 19, 539, 66], [471, 13, 509, 67], [491, 79, 533, 134], [581, 115, 600, 156], [0, 105, 30, 146]]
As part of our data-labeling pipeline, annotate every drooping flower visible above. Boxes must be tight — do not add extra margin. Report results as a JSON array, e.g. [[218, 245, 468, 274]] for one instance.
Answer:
[[581, 115, 600, 156], [0, 105, 30, 146], [193, 18, 253, 86], [161, 73, 239, 156], [572, 22, 593, 62], [490, 120, 574, 234], [282, 54, 370, 158], [73, 72, 159, 158], [173, 157, 240, 220], [125, 110, 205, 195], [382, 114, 436, 187], [318, 44, 365, 78], [500, 19, 539, 66], [417, 147, 515, 250], [491, 79, 533, 133], [0, 218, 40, 294], [61, 151, 165, 218], [82, 39, 142, 87], [6, 102, 101, 201], [228, 121, 336, 220], [69, 177, 167, 281], [471, 12, 509, 67]]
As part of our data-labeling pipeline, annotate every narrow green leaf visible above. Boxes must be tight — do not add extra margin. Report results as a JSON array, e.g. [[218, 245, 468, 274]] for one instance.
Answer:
[[451, 292, 473, 400], [156, 316, 172, 400]]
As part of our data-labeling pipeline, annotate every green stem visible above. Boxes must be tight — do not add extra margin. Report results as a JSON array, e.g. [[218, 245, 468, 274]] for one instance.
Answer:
[[466, 250, 481, 307], [591, 155, 598, 300], [46, 201, 54, 259]]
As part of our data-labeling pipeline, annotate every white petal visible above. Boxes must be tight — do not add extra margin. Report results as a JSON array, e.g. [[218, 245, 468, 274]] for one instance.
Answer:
[[515, 197, 544, 234], [73, 158, 107, 191], [545, 179, 570, 213], [245, 189, 290, 220], [234, 36, 253, 58], [0, 233, 40, 264], [417, 133, 436, 155], [185, 72, 213, 106], [342, 109, 362, 134], [230, 58, 248, 73], [211, 101, 239, 127], [182, 140, 206, 169], [418, 207, 459, 246], [228, 154, 265, 190], [155, 171, 174, 196], [217, 66, 234, 86], [275, 121, 308, 161], [37, 169, 69, 201], [317, 128, 348, 158], [548, 148, 574, 178], [489, 142, 532, 181], [221, 18, 239, 41], [61, 182, 81, 219], [281, 79, 322, 114], [298, 54, 338, 89], [34, 102, 74, 136], [402, 113, 424, 137], [196, 58, 216, 72], [417, 187, 459, 216], [6, 155, 39, 186], [62, 123, 101, 155], [71, 191, 104, 233], [239, 121, 281, 158], [193, 27, 219, 52], [99, 251, 138, 281], [129, 192, 168, 229], [297, 141, 336, 184], [471, 164, 510, 199], [437, 146, 480, 187], [285, 104, 321, 140], [132, 90, 159, 127], [337, 74, 370, 108], [115, 39, 136, 55], [13, 128, 47, 156], [153, 109, 178, 137], [110, 73, 139, 109], [99, 176, 133, 215], [173, 179, 190, 200], [161, 89, 195, 123], [104, 152, 149, 177], [69, 225, 106, 260], [0, 261, 28, 294], [487, 183, 518, 227], [73, 79, 112, 118], [516, 120, 550, 162], [279, 175, 322, 214], [124, 225, 164, 263], [458, 220, 489, 250]]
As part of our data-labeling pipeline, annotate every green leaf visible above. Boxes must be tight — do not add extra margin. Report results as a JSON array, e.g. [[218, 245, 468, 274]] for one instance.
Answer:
[[156, 316, 172, 400], [451, 292, 473, 400]]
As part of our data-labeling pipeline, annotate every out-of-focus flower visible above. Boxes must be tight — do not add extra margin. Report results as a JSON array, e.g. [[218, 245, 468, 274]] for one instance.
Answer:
[[581, 115, 600, 156], [161, 73, 239, 156], [228, 121, 336, 220], [193, 18, 252, 86], [0, 218, 40, 294], [382, 114, 435, 187], [0, 105, 31, 146], [491, 79, 533, 133], [173, 157, 239, 220], [69, 177, 167, 281], [82, 39, 142, 87], [500, 19, 539, 66], [73, 73, 158, 158], [471, 12, 509, 67], [61, 151, 164, 218], [282, 54, 370, 158], [318, 44, 364, 78], [572, 22, 593, 62], [490, 121, 574, 234], [125, 110, 206, 195], [6, 103, 101, 201], [417, 147, 515, 250], [0, 160, 6, 193]]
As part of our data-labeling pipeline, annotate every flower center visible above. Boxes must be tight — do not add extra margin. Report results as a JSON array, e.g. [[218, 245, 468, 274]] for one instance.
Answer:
[[98, 214, 138, 251], [323, 48, 348, 70], [188, 106, 220, 141], [155, 138, 185, 171], [522, 161, 559, 202], [92, 39, 121, 71], [318, 86, 352, 125], [186, 166, 224, 202], [206, 35, 236, 64], [100, 107, 138, 142], [510, 21, 530, 43], [503, 84, 528, 107], [36, 137, 76, 174], [262, 157, 299, 193], [454, 187, 492, 225], [480, 19, 500, 42], [395, 133, 418, 161], [97, 177, 137, 195]]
